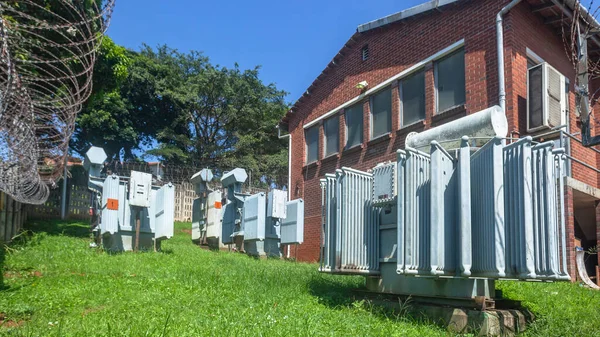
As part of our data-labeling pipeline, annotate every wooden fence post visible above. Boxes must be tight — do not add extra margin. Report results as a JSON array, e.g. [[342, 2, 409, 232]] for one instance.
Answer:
[[5, 196, 13, 242], [14, 200, 21, 235], [0, 192, 5, 244]]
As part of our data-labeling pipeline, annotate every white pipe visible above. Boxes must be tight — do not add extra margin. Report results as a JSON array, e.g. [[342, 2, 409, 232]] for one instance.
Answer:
[[287, 134, 292, 200], [405, 105, 508, 150], [277, 127, 292, 200], [497, 0, 523, 112]]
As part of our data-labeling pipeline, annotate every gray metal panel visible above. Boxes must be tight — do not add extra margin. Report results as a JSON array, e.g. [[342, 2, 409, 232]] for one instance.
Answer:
[[128, 171, 152, 208], [206, 190, 223, 239], [221, 202, 236, 244], [531, 142, 561, 279], [553, 148, 570, 280], [319, 168, 379, 274], [117, 184, 126, 230], [154, 183, 175, 240], [457, 137, 472, 277], [402, 148, 430, 275], [148, 189, 157, 232], [396, 151, 407, 274], [372, 162, 397, 205], [470, 137, 506, 278], [281, 199, 304, 244], [320, 174, 337, 271], [243, 193, 267, 241], [504, 137, 536, 279], [429, 142, 457, 276], [101, 175, 120, 235], [338, 167, 380, 273], [191, 197, 203, 241], [267, 189, 287, 219]]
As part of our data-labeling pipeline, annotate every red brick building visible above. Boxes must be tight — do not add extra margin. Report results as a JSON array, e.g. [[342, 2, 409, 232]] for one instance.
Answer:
[[280, 0, 600, 281]]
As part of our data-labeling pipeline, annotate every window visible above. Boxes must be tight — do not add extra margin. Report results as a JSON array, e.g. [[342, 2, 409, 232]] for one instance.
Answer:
[[305, 125, 319, 164], [528, 64, 544, 129], [370, 88, 392, 139], [345, 104, 363, 149], [401, 70, 425, 126], [435, 48, 466, 112], [362, 45, 369, 61], [324, 116, 339, 157]]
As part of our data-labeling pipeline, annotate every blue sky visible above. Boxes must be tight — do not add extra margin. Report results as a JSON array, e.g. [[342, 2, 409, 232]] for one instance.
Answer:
[[106, 0, 427, 104], [107, 0, 597, 105]]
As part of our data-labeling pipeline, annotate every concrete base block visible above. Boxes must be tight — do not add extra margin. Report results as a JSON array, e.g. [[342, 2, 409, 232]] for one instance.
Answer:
[[245, 239, 281, 258], [368, 263, 496, 299], [370, 296, 531, 336], [102, 231, 161, 252]]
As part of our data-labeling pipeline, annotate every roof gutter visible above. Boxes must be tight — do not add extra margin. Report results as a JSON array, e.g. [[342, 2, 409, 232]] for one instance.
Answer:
[[497, 0, 523, 113]]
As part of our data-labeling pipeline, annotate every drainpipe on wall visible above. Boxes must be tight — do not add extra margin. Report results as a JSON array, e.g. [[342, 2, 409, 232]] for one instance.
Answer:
[[497, 0, 523, 113], [277, 125, 292, 259], [277, 126, 292, 200]]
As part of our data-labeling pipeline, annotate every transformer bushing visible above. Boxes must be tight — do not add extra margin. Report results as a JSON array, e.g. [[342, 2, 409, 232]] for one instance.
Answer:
[[83, 146, 107, 181]]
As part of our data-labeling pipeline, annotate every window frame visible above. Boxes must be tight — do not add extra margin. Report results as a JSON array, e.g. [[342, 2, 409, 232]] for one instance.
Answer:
[[344, 103, 364, 150], [369, 87, 392, 140], [305, 124, 320, 165], [434, 48, 466, 114], [323, 115, 340, 158], [399, 69, 426, 128], [362, 45, 369, 61]]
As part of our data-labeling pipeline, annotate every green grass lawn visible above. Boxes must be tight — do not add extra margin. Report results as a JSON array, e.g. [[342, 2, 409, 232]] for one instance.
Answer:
[[1, 220, 599, 336]]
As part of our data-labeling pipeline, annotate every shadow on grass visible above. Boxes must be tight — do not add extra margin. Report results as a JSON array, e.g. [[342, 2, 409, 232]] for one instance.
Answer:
[[24, 219, 90, 238], [308, 276, 358, 308], [308, 276, 436, 329]]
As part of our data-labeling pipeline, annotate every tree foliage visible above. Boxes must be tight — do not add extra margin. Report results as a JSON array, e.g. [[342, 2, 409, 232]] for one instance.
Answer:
[[75, 43, 289, 187]]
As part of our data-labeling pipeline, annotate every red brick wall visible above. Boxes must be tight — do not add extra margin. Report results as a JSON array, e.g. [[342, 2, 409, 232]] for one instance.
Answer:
[[565, 185, 577, 279], [287, 0, 600, 263], [508, 3, 600, 187]]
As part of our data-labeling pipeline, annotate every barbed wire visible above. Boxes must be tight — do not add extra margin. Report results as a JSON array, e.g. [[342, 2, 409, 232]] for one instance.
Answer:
[[101, 160, 279, 194], [0, 0, 115, 204]]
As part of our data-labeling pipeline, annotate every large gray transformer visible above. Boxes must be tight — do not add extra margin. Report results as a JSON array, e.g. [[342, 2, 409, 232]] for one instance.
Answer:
[[320, 108, 569, 300], [190, 168, 305, 257]]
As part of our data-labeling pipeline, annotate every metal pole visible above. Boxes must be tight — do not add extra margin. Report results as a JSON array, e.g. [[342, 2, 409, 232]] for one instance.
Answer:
[[61, 155, 68, 220], [135, 208, 141, 252]]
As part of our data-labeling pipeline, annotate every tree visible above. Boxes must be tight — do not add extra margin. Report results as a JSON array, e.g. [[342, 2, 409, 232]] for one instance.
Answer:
[[70, 37, 136, 160], [144, 47, 289, 187], [562, 0, 600, 145], [74, 43, 289, 187]]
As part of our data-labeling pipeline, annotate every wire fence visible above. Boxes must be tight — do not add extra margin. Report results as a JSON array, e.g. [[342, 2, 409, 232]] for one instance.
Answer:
[[28, 161, 280, 222], [0, 1, 115, 205]]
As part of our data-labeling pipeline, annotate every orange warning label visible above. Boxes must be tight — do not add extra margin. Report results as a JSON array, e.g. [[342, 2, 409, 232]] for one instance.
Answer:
[[214, 201, 222, 209], [107, 198, 119, 210]]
